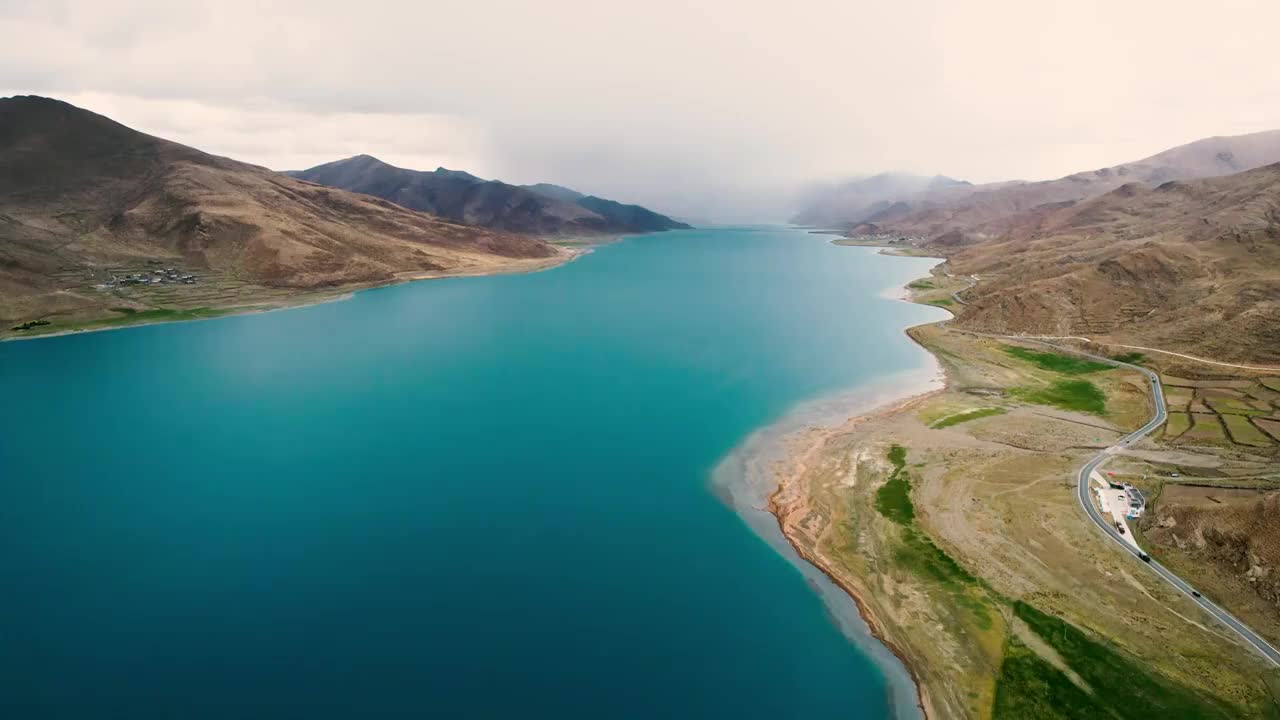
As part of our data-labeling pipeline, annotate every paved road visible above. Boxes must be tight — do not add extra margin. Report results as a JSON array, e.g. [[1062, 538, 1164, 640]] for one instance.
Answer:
[[1011, 338, 1280, 666]]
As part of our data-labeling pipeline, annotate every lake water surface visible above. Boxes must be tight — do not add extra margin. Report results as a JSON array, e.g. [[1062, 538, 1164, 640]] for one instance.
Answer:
[[0, 227, 944, 718]]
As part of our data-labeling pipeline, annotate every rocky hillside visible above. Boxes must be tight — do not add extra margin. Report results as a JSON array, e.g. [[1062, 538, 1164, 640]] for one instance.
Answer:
[[947, 163, 1280, 362], [843, 129, 1280, 242], [1144, 491, 1280, 618], [291, 156, 690, 236], [0, 96, 558, 328]]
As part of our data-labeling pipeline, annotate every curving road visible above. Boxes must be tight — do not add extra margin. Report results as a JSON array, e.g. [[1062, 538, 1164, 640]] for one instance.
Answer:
[[1008, 338, 1280, 666]]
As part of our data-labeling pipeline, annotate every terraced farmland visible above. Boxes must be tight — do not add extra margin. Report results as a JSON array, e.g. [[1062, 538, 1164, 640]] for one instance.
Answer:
[[1162, 376, 1279, 449]]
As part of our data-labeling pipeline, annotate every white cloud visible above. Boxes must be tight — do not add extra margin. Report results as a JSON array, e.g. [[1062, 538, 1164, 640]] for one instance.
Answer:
[[4, 91, 489, 175], [3, 0, 1280, 221]]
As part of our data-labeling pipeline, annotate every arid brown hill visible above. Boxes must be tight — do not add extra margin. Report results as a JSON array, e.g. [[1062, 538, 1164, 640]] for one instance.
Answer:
[[1144, 491, 1280, 620], [947, 164, 1280, 362], [845, 129, 1280, 242], [290, 155, 690, 236], [0, 96, 557, 327]]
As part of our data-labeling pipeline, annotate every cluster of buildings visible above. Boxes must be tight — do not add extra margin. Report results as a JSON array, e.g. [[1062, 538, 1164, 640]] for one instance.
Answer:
[[103, 268, 198, 288], [1102, 478, 1147, 519]]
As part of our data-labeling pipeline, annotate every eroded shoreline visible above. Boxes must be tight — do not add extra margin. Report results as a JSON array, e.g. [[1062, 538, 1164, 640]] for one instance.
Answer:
[[712, 358, 945, 720]]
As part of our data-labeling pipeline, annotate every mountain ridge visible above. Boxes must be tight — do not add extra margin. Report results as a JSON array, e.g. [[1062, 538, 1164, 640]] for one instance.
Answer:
[[0, 95, 561, 332], [827, 129, 1280, 242], [946, 161, 1280, 362], [290, 155, 690, 236]]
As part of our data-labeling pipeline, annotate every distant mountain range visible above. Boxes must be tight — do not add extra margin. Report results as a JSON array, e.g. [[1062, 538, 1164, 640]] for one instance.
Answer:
[[289, 156, 690, 236], [798, 129, 1280, 244], [801, 130, 1280, 362], [0, 96, 559, 330]]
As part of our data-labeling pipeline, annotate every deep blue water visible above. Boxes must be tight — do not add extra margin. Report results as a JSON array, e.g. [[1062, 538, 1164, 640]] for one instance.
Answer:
[[0, 227, 942, 719]]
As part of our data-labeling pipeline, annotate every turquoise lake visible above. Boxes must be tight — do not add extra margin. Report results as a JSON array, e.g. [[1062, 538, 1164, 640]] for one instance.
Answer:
[[0, 227, 945, 718]]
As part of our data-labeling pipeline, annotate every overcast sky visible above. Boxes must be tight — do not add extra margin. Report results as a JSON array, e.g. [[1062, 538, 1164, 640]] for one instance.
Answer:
[[4, 0, 1279, 221]]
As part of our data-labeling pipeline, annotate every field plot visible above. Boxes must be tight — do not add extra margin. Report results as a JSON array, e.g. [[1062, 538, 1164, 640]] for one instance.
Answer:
[[1162, 386, 1195, 411], [1180, 414, 1229, 443], [1256, 418, 1280, 443], [1221, 415, 1274, 447], [1163, 411, 1192, 438], [1156, 376, 1280, 451], [1206, 397, 1269, 416]]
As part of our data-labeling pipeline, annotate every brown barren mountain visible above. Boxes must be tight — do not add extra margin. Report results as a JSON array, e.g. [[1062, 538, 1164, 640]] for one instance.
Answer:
[[0, 96, 559, 332], [946, 164, 1280, 362]]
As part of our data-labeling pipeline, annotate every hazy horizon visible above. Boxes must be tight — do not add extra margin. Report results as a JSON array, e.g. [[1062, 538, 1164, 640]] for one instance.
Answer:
[[4, 0, 1279, 222]]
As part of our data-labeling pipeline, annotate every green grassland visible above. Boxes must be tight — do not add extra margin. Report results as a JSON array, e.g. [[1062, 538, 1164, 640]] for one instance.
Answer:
[[994, 602, 1246, 720], [1221, 414, 1274, 447], [1013, 380, 1107, 414], [874, 445, 991, 626], [1004, 346, 1113, 374]]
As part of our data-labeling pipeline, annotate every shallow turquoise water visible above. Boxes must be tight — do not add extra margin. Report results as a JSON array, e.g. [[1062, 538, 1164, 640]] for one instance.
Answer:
[[0, 227, 943, 718]]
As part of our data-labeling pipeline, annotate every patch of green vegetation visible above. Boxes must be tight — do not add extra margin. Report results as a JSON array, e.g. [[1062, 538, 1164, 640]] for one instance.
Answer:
[[1111, 351, 1146, 364], [9, 319, 51, 331], [1222, 414, 1274, 447], [874, 445, 913, 525], [1184, 414, 1229, 442], [994, 602, 1243, 720], [1013, 380, 1106, 414], [928, 298, 954, 307], [1003, 345, 1112, 374], [873, 445, 990, 626], [907, 279, 936, 290], [893, 522, 981, 591], [993, 635, 1099, 720], [1261, 377, 1280, 393], [931, 407, 1007, 429]]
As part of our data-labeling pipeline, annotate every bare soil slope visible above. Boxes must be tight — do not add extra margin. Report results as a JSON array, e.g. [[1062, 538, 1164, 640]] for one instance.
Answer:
[[947, 164, 1280, 362], [0, 96, 556, 327]]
